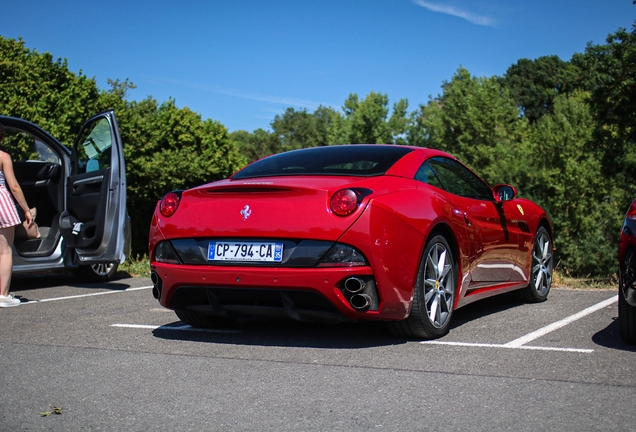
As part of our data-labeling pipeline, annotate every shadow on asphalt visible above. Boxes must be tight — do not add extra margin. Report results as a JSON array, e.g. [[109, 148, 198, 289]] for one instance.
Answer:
[[153, 318, 403, 349], [449, 291, 524, 329], [11, 270, 137, 292], [591, 317, 636, 352], [151, 291, 526, 349]]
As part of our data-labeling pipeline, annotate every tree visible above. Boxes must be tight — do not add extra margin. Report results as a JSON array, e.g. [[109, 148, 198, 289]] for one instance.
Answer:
[[0, 36, 101, 144], [523, 91, 616, 275], [330, 92, 409, 144], [572, 22, 636, 211], [230, 128, 280, 162], [271, 106, 337, 150], [499, 56, 581, 122]]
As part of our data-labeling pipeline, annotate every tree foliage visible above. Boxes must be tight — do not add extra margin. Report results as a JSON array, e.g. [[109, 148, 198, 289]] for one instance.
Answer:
[[271, 106, 336, 150], [572, 23, 636, 211], [0, 37, 100, 144], [233, 92, 410, 164], [523, 92, 617, 275], [499, 55, 581, 122], [331, 92, 409, 144]]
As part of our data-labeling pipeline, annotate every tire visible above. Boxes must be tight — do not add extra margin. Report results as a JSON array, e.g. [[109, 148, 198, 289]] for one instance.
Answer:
[[77, 262, 119, 282], [388, 234, 457, 340], [618, 248, 636, 345], [175, 309, 234, 328], [519, 226, 553, 303]]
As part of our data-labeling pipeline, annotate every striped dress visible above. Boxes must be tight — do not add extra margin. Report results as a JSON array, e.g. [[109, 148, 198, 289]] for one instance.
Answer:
[[0, 170, 21, 229]]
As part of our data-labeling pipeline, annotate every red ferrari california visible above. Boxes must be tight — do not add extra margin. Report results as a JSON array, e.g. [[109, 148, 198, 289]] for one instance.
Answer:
[[149, 145, 553, 339]]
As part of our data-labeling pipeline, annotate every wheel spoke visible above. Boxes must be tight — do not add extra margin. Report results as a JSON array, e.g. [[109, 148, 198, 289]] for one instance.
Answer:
[[544, 252, 552, 264], [427, 254, 436, 277], [440, 263, 451, 281], [424, 285, 436, 303], [428, 295, 439, 324], [534, 265, 544, 290], [441, 291, 452, 311], [434, 296, 443, 325], [541, 238, 550, 260], [436, 249, 446, 279]]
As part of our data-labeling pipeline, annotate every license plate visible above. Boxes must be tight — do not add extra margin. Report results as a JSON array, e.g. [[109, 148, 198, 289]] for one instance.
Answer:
[[207, 241, 284, 262]]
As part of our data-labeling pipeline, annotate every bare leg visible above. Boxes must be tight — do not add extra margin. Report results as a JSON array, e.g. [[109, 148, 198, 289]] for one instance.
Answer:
[[0, 227, 15, 296]]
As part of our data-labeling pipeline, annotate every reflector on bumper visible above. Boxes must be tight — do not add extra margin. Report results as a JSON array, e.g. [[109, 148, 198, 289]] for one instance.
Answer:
[[318, 243, 368, 267]]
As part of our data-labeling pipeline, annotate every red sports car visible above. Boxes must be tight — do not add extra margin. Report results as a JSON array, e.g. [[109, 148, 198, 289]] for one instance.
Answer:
[[149, 145, 553, 339], [618, 199, 636, 344]]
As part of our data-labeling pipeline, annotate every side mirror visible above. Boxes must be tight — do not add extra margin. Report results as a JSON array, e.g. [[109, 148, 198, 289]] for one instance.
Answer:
[[493, 184, 517, 202]]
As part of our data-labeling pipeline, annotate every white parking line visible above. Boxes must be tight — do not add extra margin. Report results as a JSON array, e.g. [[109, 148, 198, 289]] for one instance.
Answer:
[[422, 295, 618, 353], [21, 285, 153, 304], [111, 323, 241, 334], [503, 295, 617, 348], [421, 341, 593, 353]]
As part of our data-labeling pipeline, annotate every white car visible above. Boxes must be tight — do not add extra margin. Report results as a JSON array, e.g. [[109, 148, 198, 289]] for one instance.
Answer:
[[0, 111, 130, 281]]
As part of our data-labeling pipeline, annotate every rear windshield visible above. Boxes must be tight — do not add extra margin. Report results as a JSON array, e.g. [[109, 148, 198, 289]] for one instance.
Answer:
[[232, 145, 414, 179]]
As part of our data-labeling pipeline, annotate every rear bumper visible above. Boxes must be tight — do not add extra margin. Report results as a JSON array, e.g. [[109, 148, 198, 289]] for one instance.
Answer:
[[150, 263, 410, 322]]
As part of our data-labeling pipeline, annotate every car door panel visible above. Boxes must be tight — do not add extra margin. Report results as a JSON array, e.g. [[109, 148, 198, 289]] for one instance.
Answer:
[[14, 162, 64, 227], [453, 197, 519, 283], [425, 156, 518, 284], [59, 111, 126, 263]]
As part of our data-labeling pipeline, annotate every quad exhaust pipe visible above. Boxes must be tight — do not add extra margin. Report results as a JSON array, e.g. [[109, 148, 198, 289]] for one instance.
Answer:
[[344, 277, 374, 310], [350, 293, 372, 310], [151, 271, 162, 300], [344, 277, 365, 294]]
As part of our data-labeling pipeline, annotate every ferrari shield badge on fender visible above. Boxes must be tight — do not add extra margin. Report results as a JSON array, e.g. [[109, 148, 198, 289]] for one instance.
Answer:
[[241, 205, 252, 221], [517, 204, 525, 216]]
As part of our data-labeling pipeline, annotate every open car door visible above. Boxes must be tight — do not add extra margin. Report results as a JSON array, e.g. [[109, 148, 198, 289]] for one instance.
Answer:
[[59, 111, 127, 268]]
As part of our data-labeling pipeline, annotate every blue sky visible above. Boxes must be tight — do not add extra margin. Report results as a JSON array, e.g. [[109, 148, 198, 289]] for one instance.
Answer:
[[4, 1, 636, 133]]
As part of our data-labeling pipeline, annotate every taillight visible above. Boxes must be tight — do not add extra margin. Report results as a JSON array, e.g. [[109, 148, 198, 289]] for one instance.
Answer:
[[160, 191, 182, 217], [627, 199, 636, 219], [331, 189, 359, 217]]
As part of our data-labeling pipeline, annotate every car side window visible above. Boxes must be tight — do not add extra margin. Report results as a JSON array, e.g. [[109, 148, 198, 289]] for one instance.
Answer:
[[427, 157, 493, 200], [0, 127, 61, 164], [76, 117, 112, 174], [414, 162, 443, 188]]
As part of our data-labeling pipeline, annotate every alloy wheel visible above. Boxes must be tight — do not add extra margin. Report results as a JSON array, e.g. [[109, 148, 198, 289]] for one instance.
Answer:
[[423, 242, 454, 328], [531, 230, 553, 296]]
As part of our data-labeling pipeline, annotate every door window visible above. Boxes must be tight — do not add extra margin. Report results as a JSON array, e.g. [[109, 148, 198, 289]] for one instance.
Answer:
[[427, 157, 492, 200], [2, 128, 61, 164], [414, 162, 443, 188], [75, 118, 112, 173]]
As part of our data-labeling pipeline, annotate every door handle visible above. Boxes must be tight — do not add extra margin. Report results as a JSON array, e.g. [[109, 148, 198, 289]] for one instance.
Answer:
[[72, 175, 104, 186], [451, 208, 472, 226]]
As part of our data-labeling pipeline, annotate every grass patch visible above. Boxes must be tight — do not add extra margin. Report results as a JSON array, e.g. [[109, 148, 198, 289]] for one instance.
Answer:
[[120, 255, 151, 278], [552, 270, 616, 290]]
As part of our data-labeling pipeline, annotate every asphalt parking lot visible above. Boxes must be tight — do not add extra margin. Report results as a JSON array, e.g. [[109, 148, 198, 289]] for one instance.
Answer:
[[0, 274, 634, 431]]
